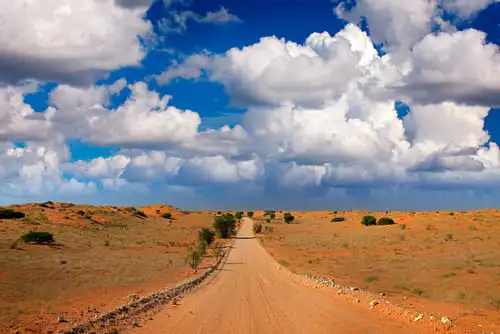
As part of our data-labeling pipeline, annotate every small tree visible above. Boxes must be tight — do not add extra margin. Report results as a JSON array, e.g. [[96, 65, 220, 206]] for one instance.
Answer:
[[377, 217, 395, 226], [264, 210, 276, 219], [253, 223, 262, 234], [186, 248, 202, 273], [247, 211, 254, 218], [162, 212, 172, 219], [361, 215, 377, 226], [198, 228, 215, 246], [235, 211, 244, 220], [283, 212, 295, 224], [212, 242, 223, 260], [197, 238, 207, 255], [213, 213, 236, 239]]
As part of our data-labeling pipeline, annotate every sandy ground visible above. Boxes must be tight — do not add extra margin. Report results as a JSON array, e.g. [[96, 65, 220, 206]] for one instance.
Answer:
[[132, 219, 441, 334], [0, 203, 217, 333]]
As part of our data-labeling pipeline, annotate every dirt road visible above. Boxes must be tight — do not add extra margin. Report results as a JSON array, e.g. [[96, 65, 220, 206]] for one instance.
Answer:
[[132, 219, 432, 334]]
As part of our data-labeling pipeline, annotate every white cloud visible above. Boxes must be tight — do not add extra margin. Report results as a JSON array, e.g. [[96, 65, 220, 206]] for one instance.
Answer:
[[177, 24, 377, 107], [0, 0, 152, 84], [48, 81, 202, 148], [335, 0, 437, 50], [0, 141, 95, 198], [442, 0, 499, 18], [0, 85, 52, 141], [1, 0, 500, 209], [159, 6, 241, 34], [398, 29, 500, 106]]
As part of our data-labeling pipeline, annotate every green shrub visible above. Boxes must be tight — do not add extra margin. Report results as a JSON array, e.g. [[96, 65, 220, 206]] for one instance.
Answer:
[[331, 217, 345, 222], [283, 212, 295, 224], [135, 210, 147, 218], [186, 248, 203, 272], [213, 213, 236, 239], [235, 211, 244, 219], [198, 228, 215, 246], [361, 215, 377, 226], [38, 201, 54, 208], [264, 210, 276, 219], [197, 238, 207, 255], [253, 223, 263, 234], [265, 218, 271, 223], [162, 212, 172, 219], [377, 217, 395, 226], [21, 231, 54, 244], [0, 209, 25, 219], [264, 226, 274, 233], [247, 211, 254, 218], [332, 211, 338, 214], [212, 242, 224, 260]]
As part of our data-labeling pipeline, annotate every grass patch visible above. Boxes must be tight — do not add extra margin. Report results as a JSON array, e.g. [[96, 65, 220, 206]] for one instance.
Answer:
[[278, 260, 290, 267], [411, 288, 425, 296], [442, 272, 456, 278], [364, 275, 379, 283]]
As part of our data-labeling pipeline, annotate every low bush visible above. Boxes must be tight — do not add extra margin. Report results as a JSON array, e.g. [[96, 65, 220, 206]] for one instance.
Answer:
[[253, 223, 262, 234], [377, 217, 395, 226], [247, 211, 254, 218], [361, 215, 377, 226], [0, 209, 25, 219], [264, 210, 276, 219], [186, 248, 203, 273], [38, 201, 54, 208], [331, 217, 345, 222], [162, 212, 172, 219], [135, 210, 147, 218], [283, 212, 295, 224], [235, 211, 244, 219], [213, 213, 236, 239], [197, 238, 207, 255], [21, 231, 54, 244], [264, 226, 274, 233], [212, 242, 224, 260], [198, 228, 215, 246]]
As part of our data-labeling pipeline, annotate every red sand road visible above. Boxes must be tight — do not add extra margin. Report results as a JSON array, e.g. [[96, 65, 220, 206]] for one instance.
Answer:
[[132, 219, 435, 334]]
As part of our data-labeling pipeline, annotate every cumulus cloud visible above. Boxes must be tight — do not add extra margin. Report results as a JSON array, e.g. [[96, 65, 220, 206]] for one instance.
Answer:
[[442, 0, 500, 18], [335, 0, 438, 50], [0, 141, 96, 199], [0, 0, 152, 84], [397, 29, 500, 107], [1, 0, 500, 209]]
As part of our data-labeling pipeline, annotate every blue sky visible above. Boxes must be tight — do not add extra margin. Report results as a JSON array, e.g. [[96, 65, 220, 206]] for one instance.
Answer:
[[0, 0, 500, 210]]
